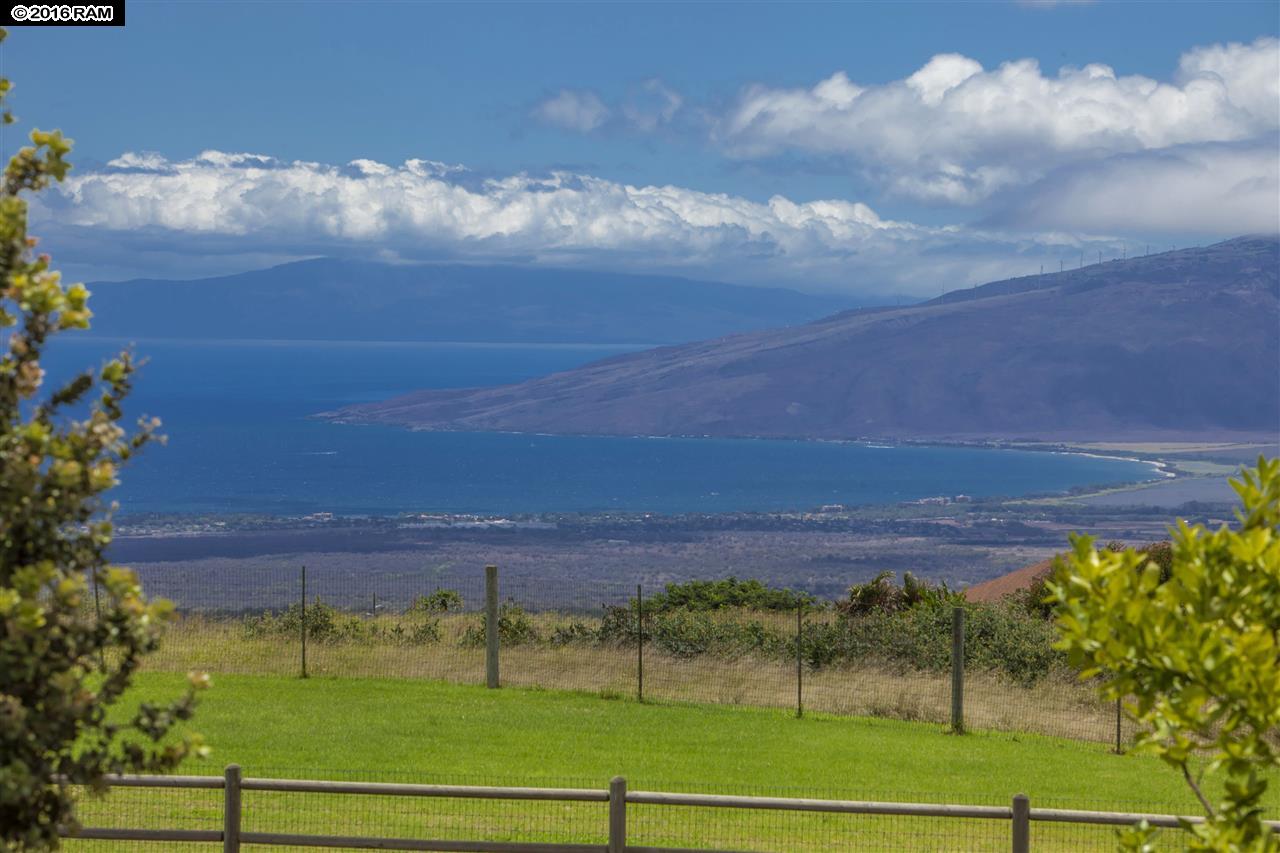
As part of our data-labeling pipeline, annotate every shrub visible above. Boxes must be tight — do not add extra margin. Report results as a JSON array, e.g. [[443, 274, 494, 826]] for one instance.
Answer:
[[1051, 459, 1280, 850], [461, 601, 539, 646], [408, 588, 463, 615], [0, 40, 206, 846], [837, 571, 964, 616], [241, 600, 440, 646], [549, 621, 596, 646], [1016, 542, 1176, 620], [806, 600, 1062, 684], [648, 610, 785, 659], [643, 577, 815, 613]]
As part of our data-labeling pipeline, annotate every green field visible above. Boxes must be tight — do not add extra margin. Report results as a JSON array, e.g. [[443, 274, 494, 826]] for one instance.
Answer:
[[112, 673, 1207, 802], [65, 672, 1277, 851]]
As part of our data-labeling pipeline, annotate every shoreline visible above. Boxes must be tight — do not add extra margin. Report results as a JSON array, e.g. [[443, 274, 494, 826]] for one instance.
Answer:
[[312, 421, 1200, 513], [109, 444, 1250, 532]]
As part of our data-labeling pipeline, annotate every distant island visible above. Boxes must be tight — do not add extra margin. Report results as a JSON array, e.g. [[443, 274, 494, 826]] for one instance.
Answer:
[[326, 236, 1280, 443], [84, 259, 858, 345]]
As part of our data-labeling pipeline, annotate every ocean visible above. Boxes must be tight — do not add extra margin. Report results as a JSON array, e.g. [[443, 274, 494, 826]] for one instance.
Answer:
[[42, 337, 1158, 516]]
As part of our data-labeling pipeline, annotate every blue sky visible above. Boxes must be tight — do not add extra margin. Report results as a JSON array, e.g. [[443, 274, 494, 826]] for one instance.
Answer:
[[4, 1, 1278, 294]]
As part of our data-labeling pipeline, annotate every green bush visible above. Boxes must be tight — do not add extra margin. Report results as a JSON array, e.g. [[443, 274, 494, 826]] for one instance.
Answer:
[[408, 588, 463, 615], [569, 580, 1062, 683], [803, 601, 1062, 684], [1015, 542, 1175, 620], [643, 577, 815, 613], [837, 571, 964, 616], [648, 610, 786, 659], [461, 601, 539, 647], [241, 599, 441, 646], [549, 621, 596, 646]]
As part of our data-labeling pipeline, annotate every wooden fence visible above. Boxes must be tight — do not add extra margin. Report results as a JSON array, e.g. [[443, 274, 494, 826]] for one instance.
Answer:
[[62, 765, 1280, 852]]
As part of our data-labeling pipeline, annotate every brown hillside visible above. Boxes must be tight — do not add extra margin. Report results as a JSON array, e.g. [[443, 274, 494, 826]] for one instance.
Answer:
[[964, 558, 1056, 603], [329, 236, 1280, 442]]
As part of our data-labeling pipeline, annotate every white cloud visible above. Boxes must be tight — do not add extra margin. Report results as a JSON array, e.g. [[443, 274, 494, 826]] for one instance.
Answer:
[[998, 139, 1280, 235], [714, 37, 1279, 203], [534, 79, 685, 134], [38, 149, 1121, 295], [531, 89, 611, 133]]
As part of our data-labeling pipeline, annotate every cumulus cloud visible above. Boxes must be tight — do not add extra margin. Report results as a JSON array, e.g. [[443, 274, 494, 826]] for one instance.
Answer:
[[714, 37, 1278, 203], [36, 149, 1120, 295]]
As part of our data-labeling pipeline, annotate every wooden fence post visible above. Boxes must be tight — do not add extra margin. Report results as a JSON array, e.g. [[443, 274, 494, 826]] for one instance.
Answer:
[[1011, 793, 1030, 853], [485, 565, 499, 689], [608, 776, 627, 853], [795, 606, 804, 719], [223, 764, 242, 853], [636, 584, 644, 703], [950, 606, 965, 734], [300, 566, 308, 679]]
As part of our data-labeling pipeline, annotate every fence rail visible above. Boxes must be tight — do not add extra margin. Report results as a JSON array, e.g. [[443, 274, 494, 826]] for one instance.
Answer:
[[61, 765, 1280, 852]]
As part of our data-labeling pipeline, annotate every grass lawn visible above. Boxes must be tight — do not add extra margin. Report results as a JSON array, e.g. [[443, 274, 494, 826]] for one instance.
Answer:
[[124, 672, 1238, 803], [67, 672, 1273, 852]]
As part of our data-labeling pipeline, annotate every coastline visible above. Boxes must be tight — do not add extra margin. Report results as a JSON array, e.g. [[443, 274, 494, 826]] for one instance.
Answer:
[[318, 415, 1229, 509]]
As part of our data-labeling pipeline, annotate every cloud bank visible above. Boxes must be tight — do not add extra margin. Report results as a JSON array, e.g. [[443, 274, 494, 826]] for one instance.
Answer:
[[40, 37, 1279, 292], [40, 150, 1124, 295], [533, 38, 1279, 213], [719, 37, 1278, 204]]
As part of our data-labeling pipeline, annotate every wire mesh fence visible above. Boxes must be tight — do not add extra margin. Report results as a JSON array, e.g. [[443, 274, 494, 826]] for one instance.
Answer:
[[60, 767, 1249, 852], [126, 563, 1130, 746], [65, 781, 221, 853]]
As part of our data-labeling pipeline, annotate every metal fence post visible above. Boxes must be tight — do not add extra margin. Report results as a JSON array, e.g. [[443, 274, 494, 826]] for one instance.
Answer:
[[950, 606, 965, 734], [223, 764, 242, 853], [300, 566, 308, 679], [608, 776, 627, 853], [1114, 698, 1123, 754], [485, 565, 500, 688], [636, 584, 644, 704], [1011, 793, 1030, 853], [796, 606, 804, 719]]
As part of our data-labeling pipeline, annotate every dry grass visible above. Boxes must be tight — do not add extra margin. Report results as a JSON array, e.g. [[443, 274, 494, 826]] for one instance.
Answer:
[[146, 611, 1121, 745]]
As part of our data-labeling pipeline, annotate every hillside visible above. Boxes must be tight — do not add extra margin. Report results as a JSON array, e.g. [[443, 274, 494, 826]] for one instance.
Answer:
[[84, 259, 855, 345], [964, 559, 1056, 603], [328, 236, 1280, 441]]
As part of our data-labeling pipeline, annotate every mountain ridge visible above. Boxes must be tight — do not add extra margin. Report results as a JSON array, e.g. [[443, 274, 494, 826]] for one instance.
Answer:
[[83, 259, 859, 345], [327, 236, 1280, 442]]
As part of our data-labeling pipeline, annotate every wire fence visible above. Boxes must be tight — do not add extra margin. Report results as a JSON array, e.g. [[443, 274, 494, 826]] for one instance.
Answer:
[[62, 766, 1274, 852], [125, 563, 1131, 746]]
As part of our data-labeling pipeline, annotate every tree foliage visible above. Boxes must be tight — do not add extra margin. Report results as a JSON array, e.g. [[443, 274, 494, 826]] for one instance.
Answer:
[[642, 576, 815, 613], [837, 570, 964, 616], [0, 30, 206, 850], [1049, 458, 1280, 851]]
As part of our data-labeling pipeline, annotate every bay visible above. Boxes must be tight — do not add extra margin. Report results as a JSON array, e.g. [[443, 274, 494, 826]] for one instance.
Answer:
[[42, 337, 1158, 516]]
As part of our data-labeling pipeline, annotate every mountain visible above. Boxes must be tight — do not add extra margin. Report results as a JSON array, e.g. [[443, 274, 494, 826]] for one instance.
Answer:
[[83, 259, 856, 345], [327, 236, 1280, 442]]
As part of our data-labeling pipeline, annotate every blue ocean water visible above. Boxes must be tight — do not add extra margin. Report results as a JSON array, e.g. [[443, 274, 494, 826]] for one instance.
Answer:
[[41, 337, 1157, 516]]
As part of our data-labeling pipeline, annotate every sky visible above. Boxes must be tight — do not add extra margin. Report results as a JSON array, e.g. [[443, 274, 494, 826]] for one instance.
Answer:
[[3, 0, 1278, 296]]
